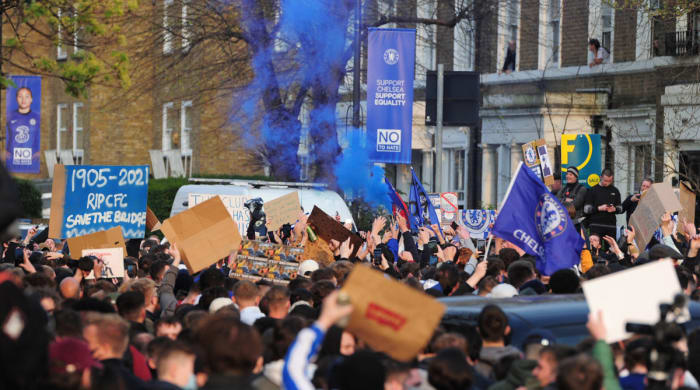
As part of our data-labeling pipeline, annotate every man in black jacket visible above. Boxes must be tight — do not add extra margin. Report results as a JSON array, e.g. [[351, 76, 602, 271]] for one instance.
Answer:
[[583, 169, 622, 239], [556, 166, 587, 221], [621, 178, 652, 223]]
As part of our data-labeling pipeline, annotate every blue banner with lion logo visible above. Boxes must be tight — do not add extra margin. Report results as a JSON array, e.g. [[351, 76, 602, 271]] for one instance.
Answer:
[[6, 75, 41, 173], [492, 162, 584, 275]]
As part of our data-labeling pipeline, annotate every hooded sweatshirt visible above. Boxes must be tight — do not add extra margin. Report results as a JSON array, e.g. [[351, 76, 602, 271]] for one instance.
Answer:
[[475, 345, 523, 380]]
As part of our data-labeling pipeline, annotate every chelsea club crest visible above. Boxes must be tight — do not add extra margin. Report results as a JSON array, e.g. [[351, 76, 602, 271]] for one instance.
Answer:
[[535, 193, 567, 241]]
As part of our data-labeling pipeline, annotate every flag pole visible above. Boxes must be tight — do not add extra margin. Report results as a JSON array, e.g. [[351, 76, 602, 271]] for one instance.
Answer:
[[483, 162, 524, 260]]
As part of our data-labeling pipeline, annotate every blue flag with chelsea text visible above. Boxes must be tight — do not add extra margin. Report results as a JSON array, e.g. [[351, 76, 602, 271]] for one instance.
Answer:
[[408, 168, 443, 236], [491, 163, 584, 275]]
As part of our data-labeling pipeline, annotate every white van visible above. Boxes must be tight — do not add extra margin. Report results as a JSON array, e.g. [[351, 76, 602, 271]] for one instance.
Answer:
[[169, 179, 355, 233]]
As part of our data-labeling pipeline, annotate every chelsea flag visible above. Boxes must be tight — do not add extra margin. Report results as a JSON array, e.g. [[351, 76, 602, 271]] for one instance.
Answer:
[[367, 28, 415, 164], [492, 162, 584, 275]]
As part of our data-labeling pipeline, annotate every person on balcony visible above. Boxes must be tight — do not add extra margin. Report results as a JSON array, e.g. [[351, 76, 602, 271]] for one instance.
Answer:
[[589, 38, 610, 67]]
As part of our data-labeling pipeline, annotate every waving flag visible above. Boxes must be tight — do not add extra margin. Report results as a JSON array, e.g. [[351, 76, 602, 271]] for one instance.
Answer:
[[491, 162, 584, 275], [408, 168, 443, 237], [385, 178, 414, 230]]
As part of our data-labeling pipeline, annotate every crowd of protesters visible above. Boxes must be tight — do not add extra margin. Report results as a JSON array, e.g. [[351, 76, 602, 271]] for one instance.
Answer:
[[2, 175, 700, 390]]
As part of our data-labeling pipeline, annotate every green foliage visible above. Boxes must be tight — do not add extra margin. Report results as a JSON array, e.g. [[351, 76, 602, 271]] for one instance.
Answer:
[[14, 179, 42, 219]]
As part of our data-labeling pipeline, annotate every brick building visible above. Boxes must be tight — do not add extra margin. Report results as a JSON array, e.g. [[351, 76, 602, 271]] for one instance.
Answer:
[[1, 1, 262, 181]]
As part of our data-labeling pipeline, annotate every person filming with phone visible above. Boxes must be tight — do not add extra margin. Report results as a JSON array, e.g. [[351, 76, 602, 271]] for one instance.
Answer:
[[621, 178, 652, 223], [583, 169, 622, 241]]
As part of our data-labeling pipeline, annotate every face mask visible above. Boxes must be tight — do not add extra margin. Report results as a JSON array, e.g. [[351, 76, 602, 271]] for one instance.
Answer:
[[183, 374, 197, 390]]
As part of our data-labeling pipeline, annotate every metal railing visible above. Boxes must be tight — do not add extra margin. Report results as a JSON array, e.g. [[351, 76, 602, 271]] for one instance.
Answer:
[[665, 30, 700, 56]]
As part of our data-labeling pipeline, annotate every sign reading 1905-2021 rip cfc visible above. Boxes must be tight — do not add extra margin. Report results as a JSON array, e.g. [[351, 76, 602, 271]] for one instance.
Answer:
[[49, 165, 149, 239]]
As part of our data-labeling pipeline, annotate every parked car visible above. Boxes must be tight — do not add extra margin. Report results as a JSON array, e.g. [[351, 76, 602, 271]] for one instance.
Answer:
[[439, 294, 700, 348]]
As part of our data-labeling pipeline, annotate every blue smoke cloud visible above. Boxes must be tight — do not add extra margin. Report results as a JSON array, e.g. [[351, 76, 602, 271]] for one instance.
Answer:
[[236, 0, 390, 208]]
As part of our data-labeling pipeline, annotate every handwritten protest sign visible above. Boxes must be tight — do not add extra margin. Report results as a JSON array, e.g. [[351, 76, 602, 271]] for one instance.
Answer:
[[66, 226, 127, 259], [307, 206, 362, 258], [522, 139, 554, 186], [188, 193, 250, 236], [49, 165, 149, 239], [461, 209, 497, 240], [440, 192, 458, 225], [82, 247, 124, 279], [582, 260, 687, 343], [341, 266, 446, 361], [264, 192, 301, 231], [162, 196, 242, 274], [629, 182, 682, 250], [679, 181, 696, 224]]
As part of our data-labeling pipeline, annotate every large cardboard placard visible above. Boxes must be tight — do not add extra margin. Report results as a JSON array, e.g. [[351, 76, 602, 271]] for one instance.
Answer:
[[49, 165, 149, 239], [146, 206, 162, 232], [188, 193, 250, 236], [629, 182, 682, 250], [264, 192, 301, 232], [66, 226, 127, 259], [582, 260, 687, 343], [680, 181, 696, 225], [302, 238, 336, 267], [82, 247, 124, 279], [340, 266, 446, 361], [162, 196, 242, 274], [307, 206, 362, 257]]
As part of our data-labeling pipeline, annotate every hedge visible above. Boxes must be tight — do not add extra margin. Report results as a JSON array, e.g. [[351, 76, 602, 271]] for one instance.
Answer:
[[15, 178, 42, 219], [147, 174, 275, 222]]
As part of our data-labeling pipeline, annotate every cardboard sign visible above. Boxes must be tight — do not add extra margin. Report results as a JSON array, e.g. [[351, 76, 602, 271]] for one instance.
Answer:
[[82, 247, 124, 279], [561, 134, 602, 188], [264, 192, 301, 231], [49, 165, 149, 239], [146, 207, 162, 232], [522, 139, 554, 186], [188, 193, 250, 237], [340, 266, 446, 361], [66, 226, 127, 259], [440, 192, 459, 224], [461, 209, 497, 240], [680, 181, 696, 225], [582, 260, 686, 343], [629, 182, 682, 250], [162, 196, 242, 274], [307, 207, 362, 257], [302, 238, 336, 266]]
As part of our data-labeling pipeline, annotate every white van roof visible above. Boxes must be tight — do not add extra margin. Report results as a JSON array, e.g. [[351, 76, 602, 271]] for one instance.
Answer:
[[170, 180, 354, 225]]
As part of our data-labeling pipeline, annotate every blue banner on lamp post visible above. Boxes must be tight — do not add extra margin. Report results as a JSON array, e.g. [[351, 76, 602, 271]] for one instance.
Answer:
[[367, 28, 415, 164]]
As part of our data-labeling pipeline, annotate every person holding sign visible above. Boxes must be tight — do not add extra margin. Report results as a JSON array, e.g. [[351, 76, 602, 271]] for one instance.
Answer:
[[621, 178, 652, 223], [583, 169, 622, 240]]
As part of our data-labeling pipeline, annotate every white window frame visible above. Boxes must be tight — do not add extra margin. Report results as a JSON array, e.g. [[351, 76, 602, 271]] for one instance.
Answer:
[[497, 0, 520, 72], [181, 1, 190, 50], [72, 8, 81, 55], [57, 9, 68, 60], [180, 100, 192, 156], [162, 102, 174, 151], [454, 5, 475, 71], [539, 0, 561, 69], [163, 0, 174, 54], [601, 2, 614, 62], [56, 104, 69, 152], [416, 0, 437, 80], [72, 103, 84, 159]]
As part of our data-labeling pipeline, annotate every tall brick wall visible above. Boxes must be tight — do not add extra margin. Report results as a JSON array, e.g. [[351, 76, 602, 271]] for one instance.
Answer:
[[613, 8, 637, 62], [561, 0, 588, 67], [519, 0, 540, 70]]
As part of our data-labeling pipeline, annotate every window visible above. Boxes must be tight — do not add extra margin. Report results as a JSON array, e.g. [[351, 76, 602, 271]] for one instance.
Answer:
[[181, 1, 190, 50], [163, 0, 174, 54], [162, 102, 175, 150], [633, 144, 652, 191], [507, 0, 519, 43], [601, 3, 613, 51], [56, 104, 69, 151], [453, 149, 466, 204], [417, 0, 436, 78], [72, 103, 85, 158], [180, 101, 192, 155], [72, 9, 81, 55], [57, 9, 68, 60], [550, 0, 561, 65]]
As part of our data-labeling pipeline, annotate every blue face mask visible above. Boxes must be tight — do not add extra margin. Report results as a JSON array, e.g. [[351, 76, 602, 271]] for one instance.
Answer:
[[183, 374, 197, 390]]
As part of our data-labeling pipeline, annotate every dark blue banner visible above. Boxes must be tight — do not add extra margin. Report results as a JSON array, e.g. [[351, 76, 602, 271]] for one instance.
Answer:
[[367, 28, 415, 164], [6, 75, 41, 173], [60, 165, 149, 239]]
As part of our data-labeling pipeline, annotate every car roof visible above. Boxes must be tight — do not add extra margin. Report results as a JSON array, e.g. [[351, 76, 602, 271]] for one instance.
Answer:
[[439, 294, 700, 348]]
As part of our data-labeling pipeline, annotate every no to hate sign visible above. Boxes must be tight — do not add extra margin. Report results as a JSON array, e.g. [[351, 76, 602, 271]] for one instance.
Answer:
[[49, 165, 149, 239]]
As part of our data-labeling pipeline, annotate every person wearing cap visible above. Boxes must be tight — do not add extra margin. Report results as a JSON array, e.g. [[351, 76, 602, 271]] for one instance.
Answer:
[[621, 178, 652, 223], [583, 168, 623, 240], [46, 337, 103, 390], [557, 166, 587, 221]]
